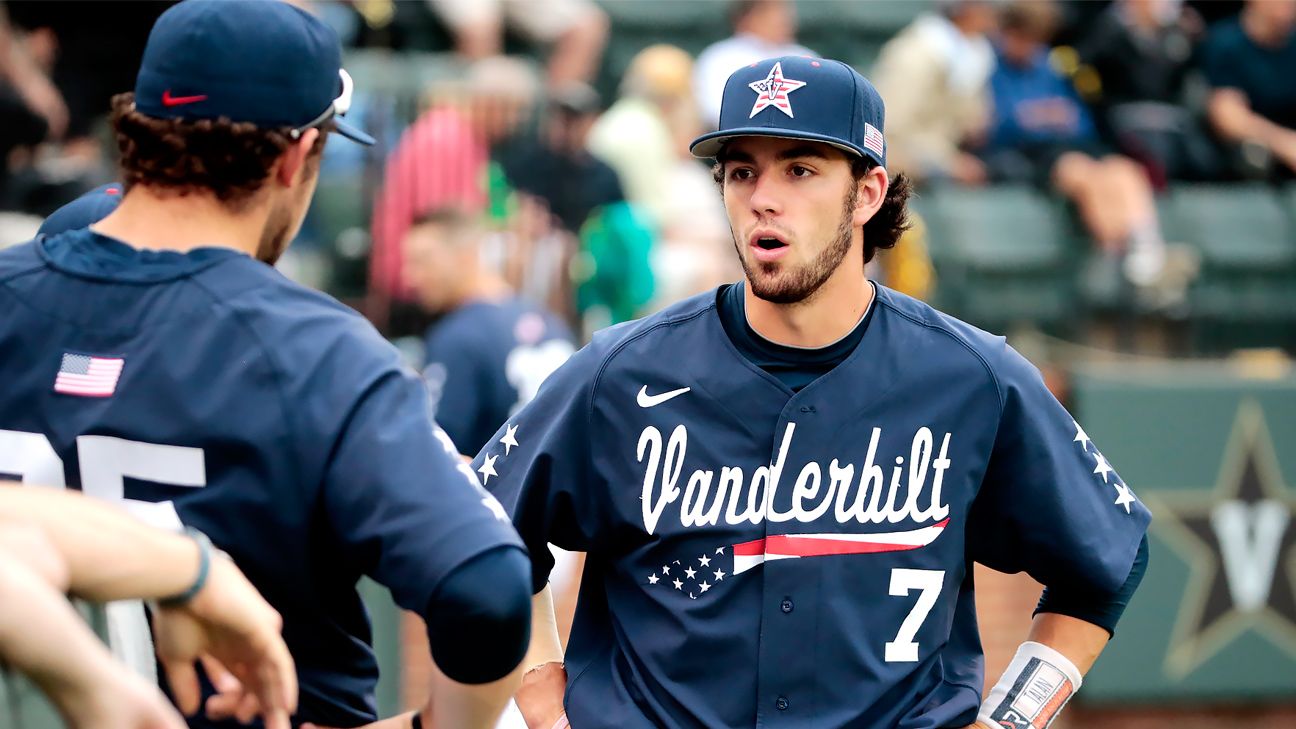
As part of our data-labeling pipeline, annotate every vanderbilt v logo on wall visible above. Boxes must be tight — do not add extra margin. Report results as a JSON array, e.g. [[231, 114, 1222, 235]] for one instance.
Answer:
[[1070, 364, 1296, 703], [1148, 400, 1296, 678]]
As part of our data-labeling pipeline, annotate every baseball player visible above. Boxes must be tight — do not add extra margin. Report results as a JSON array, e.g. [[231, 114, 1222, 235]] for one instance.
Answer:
[[474, 56, 1151, 729], [0, 2, 530, 728], [403, 206, 576, 457]]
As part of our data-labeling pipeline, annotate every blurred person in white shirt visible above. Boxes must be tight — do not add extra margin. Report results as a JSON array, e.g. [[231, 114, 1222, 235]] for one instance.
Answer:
[[591, 44, 738, 309], [693, 0, 814, 130]]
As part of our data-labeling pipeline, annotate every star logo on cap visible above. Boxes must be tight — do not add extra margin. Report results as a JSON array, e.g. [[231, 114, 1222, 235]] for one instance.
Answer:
[[748, 62, 806, 119]]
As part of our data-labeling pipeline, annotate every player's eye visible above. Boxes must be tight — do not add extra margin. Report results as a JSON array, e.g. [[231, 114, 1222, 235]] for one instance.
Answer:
[[789, 165, 814, 178], [729, 167, 755, 181]]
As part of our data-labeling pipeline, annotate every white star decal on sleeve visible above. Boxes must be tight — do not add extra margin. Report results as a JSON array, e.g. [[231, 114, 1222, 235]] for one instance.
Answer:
[[1113, 482, 1136, 513], [684, 566, 697, 579], [699, 581, 711, 593], [715, 547, 725, 555], [477, 454, 498, 484], [648, 573, 659, 585], [713, 569, 726, 581], [662, 565, 670, 575], [500, 424, 520, 455], [1092, 451, 1114, 483], [698, 555, 711, 567], [1073, 420, 1092, 451], [673, 578, 683, 590]]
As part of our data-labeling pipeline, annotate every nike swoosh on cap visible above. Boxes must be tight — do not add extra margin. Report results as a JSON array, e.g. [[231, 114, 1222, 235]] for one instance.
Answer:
[[162, 90, 208, 107], [637, 386, 691, 408]]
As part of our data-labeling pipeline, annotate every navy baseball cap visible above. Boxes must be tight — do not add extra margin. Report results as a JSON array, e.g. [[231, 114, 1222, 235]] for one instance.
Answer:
[[38, 184, 124, 237], [133, 0, 373, 145], [690, 56, 886, 167]]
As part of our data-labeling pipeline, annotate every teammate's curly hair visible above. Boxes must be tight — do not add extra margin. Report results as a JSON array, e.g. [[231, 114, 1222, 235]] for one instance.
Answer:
[[711, 148, 913, 264], [109, 93, 326, 211]]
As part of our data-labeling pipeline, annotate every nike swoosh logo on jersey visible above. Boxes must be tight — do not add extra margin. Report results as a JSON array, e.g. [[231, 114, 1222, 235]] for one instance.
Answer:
[[162, 90, 208, 107], [637, 385, 691, 408]]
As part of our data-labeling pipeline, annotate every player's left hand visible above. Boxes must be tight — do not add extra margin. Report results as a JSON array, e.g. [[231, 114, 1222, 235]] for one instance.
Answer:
[[151, 554, 297, 729]]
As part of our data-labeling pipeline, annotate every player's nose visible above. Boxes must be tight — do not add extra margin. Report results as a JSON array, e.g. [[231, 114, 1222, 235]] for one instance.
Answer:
[[748, 172, 784, 216]]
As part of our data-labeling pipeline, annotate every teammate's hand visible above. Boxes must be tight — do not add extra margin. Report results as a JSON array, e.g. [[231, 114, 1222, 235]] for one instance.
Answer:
[[515, 662, 568, 729], [59, 666, 188, 729], [152, 554, 297, 729]]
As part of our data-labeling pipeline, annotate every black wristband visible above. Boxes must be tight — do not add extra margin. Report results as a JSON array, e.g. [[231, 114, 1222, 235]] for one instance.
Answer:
[[159, 527, 212, 607], [411, 711, 422, 729]]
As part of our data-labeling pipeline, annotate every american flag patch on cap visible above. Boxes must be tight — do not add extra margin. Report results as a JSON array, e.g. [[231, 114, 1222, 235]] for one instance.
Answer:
[[863, 123, 885, 158], [54, 353, 124, 397]]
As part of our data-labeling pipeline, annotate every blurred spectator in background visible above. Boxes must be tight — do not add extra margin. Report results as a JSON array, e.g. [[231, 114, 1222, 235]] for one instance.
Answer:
[[984, 0, 1168, 288], [694, 0, 814, 129], [370, 56, 536, 306], [501, 82, 623, 236], [872, 0, 998, 185], [500, 82, 630, 320], [402, 206, 581, 729], [0, 3, 66, 221], [1076, 0, 1220, 185], [403, 206, 574, 457], [1200, 0, 1296, 180], [3, 0, 171, 215], [588, 44, 737, 308], [426, 0, 607, 89]]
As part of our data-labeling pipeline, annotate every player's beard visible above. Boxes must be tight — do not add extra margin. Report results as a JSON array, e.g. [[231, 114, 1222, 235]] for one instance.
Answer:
[[735, 184, 858, 305]]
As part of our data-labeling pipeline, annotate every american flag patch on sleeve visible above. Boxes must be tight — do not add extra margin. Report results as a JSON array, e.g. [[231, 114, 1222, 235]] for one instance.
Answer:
[[54, 353, 124, 397]]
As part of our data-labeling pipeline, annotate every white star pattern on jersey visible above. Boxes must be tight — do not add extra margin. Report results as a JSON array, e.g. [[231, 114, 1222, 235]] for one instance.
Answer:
[[477, 454, 498, 484], [1072, 418, 1139, 513], [1092, 452, 1114, 483], [500, 424, 520, 455], [1072, 420, 1091, 450]]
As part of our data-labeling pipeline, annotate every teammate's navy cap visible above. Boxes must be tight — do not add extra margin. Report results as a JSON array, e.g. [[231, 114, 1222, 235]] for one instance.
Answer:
[[37, 184, 124, 237], [132, 0, 374, 145], [690, 56, 886, 166]]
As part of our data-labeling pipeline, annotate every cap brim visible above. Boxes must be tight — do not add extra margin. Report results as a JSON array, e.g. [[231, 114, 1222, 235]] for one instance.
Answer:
[[333, 117, 375, 146], [690, 127, 869, 161]]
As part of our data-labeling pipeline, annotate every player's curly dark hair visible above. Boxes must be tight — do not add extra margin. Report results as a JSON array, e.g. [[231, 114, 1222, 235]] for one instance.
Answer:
[[711, 148, 914, 264], [109, 93, 327, 211]]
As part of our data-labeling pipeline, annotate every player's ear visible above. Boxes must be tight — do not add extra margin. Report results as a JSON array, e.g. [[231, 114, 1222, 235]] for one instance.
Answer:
[[852, 165, 888, 228], [276, 128, 320, 187]]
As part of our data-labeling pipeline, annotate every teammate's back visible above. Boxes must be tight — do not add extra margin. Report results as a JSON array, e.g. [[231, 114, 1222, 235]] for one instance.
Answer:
[[0, 228, 522, 724], [0, 2, 532, 727]]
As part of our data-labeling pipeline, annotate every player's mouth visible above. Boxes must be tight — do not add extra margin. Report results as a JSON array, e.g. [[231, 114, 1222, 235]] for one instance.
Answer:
[[748, 230, 790, 262]]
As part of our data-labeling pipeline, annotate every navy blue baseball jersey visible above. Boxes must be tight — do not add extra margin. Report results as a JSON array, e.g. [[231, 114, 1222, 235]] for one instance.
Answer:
[[421, 297, 574, 455], [473, 284, 1151, 729], [0, 231, 523, 726]]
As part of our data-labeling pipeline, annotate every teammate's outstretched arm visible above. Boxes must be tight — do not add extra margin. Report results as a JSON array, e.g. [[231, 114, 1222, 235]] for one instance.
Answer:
[[0, 483, 297, 729], [0, 525, 186, 729]]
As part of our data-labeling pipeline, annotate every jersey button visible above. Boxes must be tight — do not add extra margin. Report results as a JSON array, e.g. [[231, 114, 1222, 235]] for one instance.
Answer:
[[775, 697, 790, 711], [780, 598, 793, 613]]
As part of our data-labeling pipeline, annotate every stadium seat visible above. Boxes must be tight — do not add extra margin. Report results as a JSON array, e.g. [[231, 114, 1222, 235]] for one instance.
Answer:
[[1162, 184, 1296, 272], [913, 185, 1080, 333], [1161, 185, 1296, 351]]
